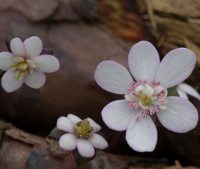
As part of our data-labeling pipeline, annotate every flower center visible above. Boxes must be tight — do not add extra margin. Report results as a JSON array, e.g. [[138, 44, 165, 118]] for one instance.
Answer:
[[10, 57, 37, 80], [74, 119, 93, 139], [125, 80, 168, 116], [137, 91, 152, 106]]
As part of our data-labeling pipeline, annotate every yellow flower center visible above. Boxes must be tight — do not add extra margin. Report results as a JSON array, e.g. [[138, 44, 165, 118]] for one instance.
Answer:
[[10, 57, 37, 80], [138, 91, 152, 106], [74, 119, 93, 139]]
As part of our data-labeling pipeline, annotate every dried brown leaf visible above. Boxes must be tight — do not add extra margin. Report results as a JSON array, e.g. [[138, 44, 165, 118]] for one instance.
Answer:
[[5, 128, 45, 146], [151, 0, 200, 18], [98, 0, 148, 41]]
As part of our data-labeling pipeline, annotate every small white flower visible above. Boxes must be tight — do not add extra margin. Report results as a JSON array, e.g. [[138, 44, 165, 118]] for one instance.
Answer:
[[95, 41, 199, 152], [177, 83, 200, 100], [0, 36, 60, 92], [57, 114, 108, 158]]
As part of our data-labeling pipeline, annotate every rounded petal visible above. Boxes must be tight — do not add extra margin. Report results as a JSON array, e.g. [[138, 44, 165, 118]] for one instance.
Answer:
[[59, 133, 77, 151], [34, 55, 60, 73], [0, 52, 15, 70], [155, 48, 196, 88], [126, 116, 157, 152], [157, 96, 198, 133], [10, 38, 25, 57], [86, 118, 101, 132], [177, 89, 188, 99], [95, 61, 133, 94], [89, 133, 108, 150], [57, 116, 74, 133], [178, 83, 200, 100], [24, 71, 46, 89], [102, 100, 136, 131], [67, 114, 81, 124], [24, 36, 42, 58], [128, 41, 160, 82], [77, 139, 95, 158], [1, 70, 23, 93]]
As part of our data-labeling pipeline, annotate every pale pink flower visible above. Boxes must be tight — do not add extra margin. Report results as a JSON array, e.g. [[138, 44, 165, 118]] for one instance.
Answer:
[[177, 83, 200, 100], [95, 41, 199, 152], [0, 36, 60, 92], [57, 114, 108, 158]]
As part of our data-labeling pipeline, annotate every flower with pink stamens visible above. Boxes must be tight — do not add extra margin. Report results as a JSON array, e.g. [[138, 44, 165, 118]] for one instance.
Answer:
[[95, 41, 199, 152]]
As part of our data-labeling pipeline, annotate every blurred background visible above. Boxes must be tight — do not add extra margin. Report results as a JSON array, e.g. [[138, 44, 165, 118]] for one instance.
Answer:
[[0, 0, 200, 169]]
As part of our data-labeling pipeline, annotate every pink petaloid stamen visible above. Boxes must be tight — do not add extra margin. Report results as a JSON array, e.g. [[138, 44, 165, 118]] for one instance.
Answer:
[[151, 81, 160, 88], [128, 101, 139, 109], [157, 89, 166, 98]]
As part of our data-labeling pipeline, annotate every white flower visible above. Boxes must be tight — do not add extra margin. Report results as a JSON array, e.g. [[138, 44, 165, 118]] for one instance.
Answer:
[[95, 41, 199, 152], [57, 114, 108, 158], [0, 36, 60, 92], [177, 83, 200, 100]]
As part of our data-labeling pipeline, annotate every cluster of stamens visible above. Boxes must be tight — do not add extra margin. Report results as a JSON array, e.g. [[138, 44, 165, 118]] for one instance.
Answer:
[[74, 119, 94, 139], [125, 80, 168, 117], [10, 57, 37, 80]]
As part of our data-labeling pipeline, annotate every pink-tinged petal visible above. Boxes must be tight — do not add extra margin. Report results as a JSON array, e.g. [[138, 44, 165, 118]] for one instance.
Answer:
[[59, 133, 77, 151], [0, 52, 15, 70], [24, 36, 42, 58], [126, 116, 157, 152], [128, 41, 160, 82], [67, 114, 81, 124], [57, 116, 74, 133], [178, 83, 200, 100], [177, 89, 188, 99], [157, 96, 198, 133], [24, 71, 46, 89], [1, 70, 23, 93], [77, 139, 95, 158], [89, 133, 108, 150], [155, 48, 196, 88], [86, 118, 101, 132], [10, 38, 25, 57], [102, 100, 136, 131], [34, 55, 60, 73], [95, 61, 133, 94]]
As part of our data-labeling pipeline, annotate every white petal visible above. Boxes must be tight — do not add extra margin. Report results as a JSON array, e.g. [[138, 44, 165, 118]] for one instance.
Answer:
[[10, 38, 25, 57], [178, 83, 200, 100], [89, 133, 108, 150], [24, 36, 42, 58], [0, 52, 15, 70], [155, 48, 196, 88], [86, 118, 101, 132], [128, 41, 160, 82], [59, 133, 77, 151], [157, 96, 198, 133], [77, 139, 95, 158], [67, 114, 82, 124], [57, 116, 74, 133], [24, 71, 46, 89], [177, 89, 189, 99], [126, 116, 157, 152], [102, 100, 136, 131], [1, 70, 23, 93], [34, 55, 60, 73], [95, 61, 133, 94]]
